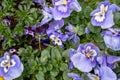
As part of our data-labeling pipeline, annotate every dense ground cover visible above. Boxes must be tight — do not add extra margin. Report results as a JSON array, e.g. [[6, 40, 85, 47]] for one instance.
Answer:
[[0, 0, 120, 80]]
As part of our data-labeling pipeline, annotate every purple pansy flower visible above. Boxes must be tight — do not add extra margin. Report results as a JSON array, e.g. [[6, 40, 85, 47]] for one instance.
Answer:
[[7, 47, 17, 54], [90, 1, 116, 29], [68, 73, 83, 80], [46, 20, 68, 47], [48, 32, 68, 48], [24, 24, 49, 37], [102, 28, 120, 51], [46, 20, 64, 34], [97, 53, 120, 69], [0, 52, 24, 80], [66, 23, 80, 44], [3, 16, 14, 27], [40, 5, 53, 26], [24, 26, 35, 37], [87, 66, 117, 80], [51, 0, 81, 20], [70, 43, 99, 72]]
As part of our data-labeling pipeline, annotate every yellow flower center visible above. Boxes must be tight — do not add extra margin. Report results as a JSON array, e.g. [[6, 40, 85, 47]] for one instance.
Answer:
[[96, 76, 100, 80], [62, 0, 67, 5], [54, 38, 59, 42], [0, 76, 4, 80], [6, 63, 10, 67], [86, 52, 91, 58]]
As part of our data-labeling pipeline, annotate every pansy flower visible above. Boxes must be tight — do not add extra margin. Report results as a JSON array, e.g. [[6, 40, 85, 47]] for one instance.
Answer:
[[7, 47, 17, 54], [46, 20, 68, 47], [0, 52, 24, 80], [24, 24, 49, 37], [97, 53, 120, 69], [87, 66, 117, 80], [24, 26, 35, 37], [70, 43, 99, 72], [90, 1, 114, 29], [46, 19, 64, 34], [40, 5, 53, 26], [102, 28, 120, 51], [65, 23, 80, 44], [51, 0, 81, 20], [3, 16, 14, 27], [48, 32, 68, 48]]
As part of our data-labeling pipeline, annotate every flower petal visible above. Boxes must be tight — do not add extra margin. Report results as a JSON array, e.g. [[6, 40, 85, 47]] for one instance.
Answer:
[[101, 10, 114, 29], [107, 55, 120, 64], [71, 53, 93, 72], [100, 66, 117, 80], [110, 4, 120, 12], [104, 35, 120, 50], [68, 73, 83, 80], [69, 0, 82, 12]]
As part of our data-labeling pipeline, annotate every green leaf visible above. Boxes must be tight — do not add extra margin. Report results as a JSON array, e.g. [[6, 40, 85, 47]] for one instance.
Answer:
[[63, 71, 69, 80], [75, 25, 85, 36], [60, 63, 68, 71], [40, 47, 50, 64], [35, 71, 45, 80], [62, 49, 70, 58], [114, 12, 120, 26], [51, 47, 62, 60], [87, 22, 101, 33]]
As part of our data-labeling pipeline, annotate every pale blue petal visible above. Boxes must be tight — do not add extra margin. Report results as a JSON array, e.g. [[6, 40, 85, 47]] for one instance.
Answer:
[[68, 73, 83, 80], [51, 6, 71, 20], [107, 55, 120, 64], [101, 11, 114, 29], [40, 10, 53, 26], [7, 63, 24, 79], [100, 66, 117, 80], [69, 0, 82, 12], [71, 53, 93, 72], [110, 4, 120, 12], [97, 54, 107, 66], [118, 78, 120, 80], [65, 23, 74, 32], [104, 35, 120, 50]]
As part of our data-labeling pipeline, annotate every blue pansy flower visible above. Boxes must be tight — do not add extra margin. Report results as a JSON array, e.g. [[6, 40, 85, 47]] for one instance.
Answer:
[[102, 28, 120, 51], [87, 66, 117, 80], [40, 5, 53, 26], [90, 1, 120, 29], [46, 19, 64, 34], [97, 53, 120, 69], [51, 0, 81, 20], [46, 20, 68, 47], [48, 32, 68, 48], [0, 52, 24, 80], [65, 23, 80, 44], [70, 43, 99, 72]]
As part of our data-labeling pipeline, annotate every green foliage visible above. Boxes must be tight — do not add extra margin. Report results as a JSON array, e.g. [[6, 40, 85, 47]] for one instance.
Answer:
[[0, 0, 120, 80]]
